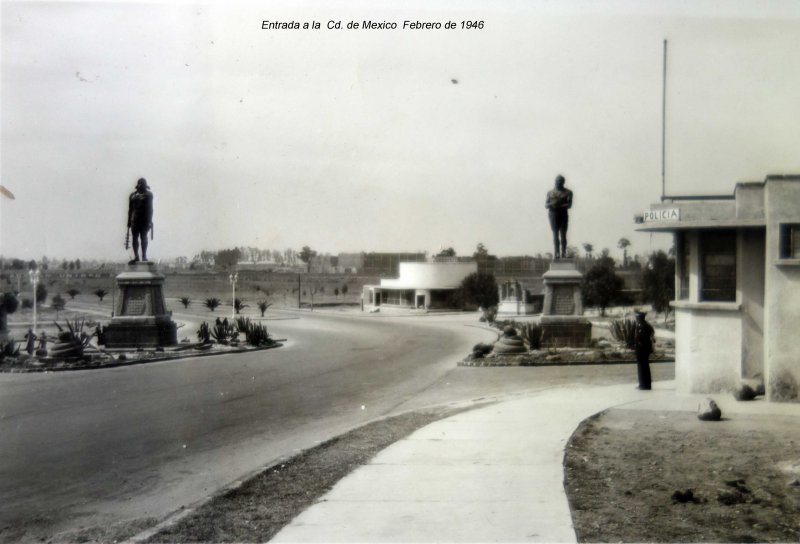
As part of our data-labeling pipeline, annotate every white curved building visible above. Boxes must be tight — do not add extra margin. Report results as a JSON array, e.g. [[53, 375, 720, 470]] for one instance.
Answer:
[[362, 261, 478, 310]]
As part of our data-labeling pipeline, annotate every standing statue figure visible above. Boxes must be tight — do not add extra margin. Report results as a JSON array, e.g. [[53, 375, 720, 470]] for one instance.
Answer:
[[127, 178, 154, 264], [545, 174, 573, 259], [24, 328, 37, 356]]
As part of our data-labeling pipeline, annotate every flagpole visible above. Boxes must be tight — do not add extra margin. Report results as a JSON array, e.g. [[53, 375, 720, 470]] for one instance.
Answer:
[[661, 39, 668, 201]]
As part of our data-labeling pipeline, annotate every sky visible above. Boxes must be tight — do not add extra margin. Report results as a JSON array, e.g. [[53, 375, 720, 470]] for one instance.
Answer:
[[2, 0, 800, 262]]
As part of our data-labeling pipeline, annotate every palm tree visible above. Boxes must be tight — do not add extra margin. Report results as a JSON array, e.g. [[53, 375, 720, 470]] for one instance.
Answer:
[[257, 301, 272, 317], [179, 296, 191, 309], [204, 297, 221, 312], [94, 288, 108, 302], [617, 238, 631, 268], [67, 288, 80, 300], [582, 243, 594, 260], [234, 298, 248, 315]]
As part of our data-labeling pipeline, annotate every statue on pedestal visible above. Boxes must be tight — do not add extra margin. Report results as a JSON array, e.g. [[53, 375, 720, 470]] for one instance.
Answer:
[[545, 174, 573, 259], [127, 178, 154, 264]]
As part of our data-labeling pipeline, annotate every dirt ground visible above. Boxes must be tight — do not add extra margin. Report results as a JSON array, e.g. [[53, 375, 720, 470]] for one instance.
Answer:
[[565, 409, 800, 543]]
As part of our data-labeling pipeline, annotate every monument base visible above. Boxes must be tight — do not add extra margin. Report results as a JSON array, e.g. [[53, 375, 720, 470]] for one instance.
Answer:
[[104, 317, 177, 349], [540, 315, 592, 348], [104, 262, 178, 349]]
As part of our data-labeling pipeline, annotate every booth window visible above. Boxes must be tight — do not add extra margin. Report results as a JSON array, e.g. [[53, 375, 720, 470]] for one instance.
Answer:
[[677, 232, 690, 300], [779, 224, 800, 259], [700, 230, 736, 302]]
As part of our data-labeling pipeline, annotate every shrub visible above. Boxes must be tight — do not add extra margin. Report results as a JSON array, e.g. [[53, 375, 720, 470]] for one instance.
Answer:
[[51, 294, 66, 313], [67, 288, 80, 300], [456, 272, 499, 310], [235, 316, 274, 347], [610, 318, 636, 349], [480, 306, 498, 323], [196, 322, 211, 344], [35, 283, 48, 305], [0, 338, 20, 362]]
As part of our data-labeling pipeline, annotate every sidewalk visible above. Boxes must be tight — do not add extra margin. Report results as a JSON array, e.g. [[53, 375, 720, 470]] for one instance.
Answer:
[[272, 381, 800, 543]]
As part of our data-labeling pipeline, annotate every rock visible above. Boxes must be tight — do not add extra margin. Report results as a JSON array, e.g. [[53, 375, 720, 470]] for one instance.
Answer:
[[671, 489, 695, 503], [734, 383, 758, 401], [718, 490, 746, 505], [734, 378, 765, 401], [697, 398, 722, 421]]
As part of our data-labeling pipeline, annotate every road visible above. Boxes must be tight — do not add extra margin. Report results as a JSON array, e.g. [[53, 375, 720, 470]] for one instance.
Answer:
[[0, 310, 497, 542], [0, 308, 673, 542]]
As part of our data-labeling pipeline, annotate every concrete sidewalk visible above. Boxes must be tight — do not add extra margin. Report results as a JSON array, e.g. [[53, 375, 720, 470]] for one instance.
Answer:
[[272, 381, 800, 543]]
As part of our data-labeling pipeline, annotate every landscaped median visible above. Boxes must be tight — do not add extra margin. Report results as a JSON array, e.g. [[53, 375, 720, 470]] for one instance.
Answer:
[[459, 318, 674, 367], [0, 315, 284, 373]]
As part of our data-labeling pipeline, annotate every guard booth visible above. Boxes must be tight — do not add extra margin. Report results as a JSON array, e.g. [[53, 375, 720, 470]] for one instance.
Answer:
[[637, 175, 800, 401]]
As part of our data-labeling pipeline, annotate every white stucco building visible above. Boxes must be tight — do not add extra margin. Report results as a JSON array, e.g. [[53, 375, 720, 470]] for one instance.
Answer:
[[637, 174, 800, 401], [362, 261, 478, 310]]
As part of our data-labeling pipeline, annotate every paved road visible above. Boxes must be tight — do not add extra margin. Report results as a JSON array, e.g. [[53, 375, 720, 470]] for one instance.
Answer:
[[0, 310, 497, 542], [0, 308, 674, 542]]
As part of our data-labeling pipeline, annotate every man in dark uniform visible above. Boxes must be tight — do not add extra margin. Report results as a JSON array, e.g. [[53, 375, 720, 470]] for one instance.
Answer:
[[545, 174, 573, 259], [128, 178, 153, 263], [634, 310, 655, 390]]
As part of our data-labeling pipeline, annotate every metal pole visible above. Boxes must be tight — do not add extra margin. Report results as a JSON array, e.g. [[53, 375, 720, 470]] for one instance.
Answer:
[[661, 39, 668, 201], [229, 272, 238, 320], [297, 274, 301, 308], [29, 269, 39, 336]]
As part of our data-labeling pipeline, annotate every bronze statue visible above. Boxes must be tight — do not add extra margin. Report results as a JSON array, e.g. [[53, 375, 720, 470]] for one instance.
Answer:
[[545, 174, 573, 259], [127, 178, 154, 263]]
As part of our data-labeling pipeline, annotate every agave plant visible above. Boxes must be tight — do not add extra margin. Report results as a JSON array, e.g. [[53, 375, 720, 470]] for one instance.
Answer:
[[517, 322, 543, 350], [211, 317, 237, 344], [51, 317, 96, 359], [235, 316, 273, 347], [610, 318, 637, 350]]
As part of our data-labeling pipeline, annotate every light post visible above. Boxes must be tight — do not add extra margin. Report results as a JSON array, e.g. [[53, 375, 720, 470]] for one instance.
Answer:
[[28, 268, 40, 336], [229, 272, 238, 320]]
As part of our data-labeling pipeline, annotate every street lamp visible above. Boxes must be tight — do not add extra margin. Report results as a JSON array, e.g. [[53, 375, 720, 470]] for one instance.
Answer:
[[229, 272, 238, 320], [28, 268, 40, 336]]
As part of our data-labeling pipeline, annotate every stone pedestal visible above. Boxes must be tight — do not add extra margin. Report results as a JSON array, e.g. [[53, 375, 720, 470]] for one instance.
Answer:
[[104, 262, 177, 348], [540, 259, 591, 347]]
